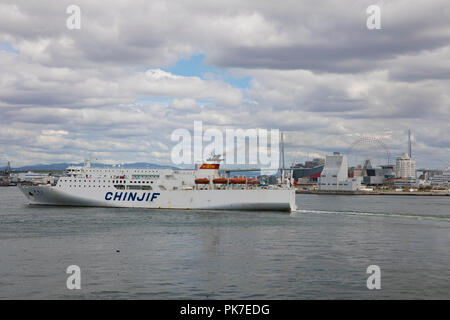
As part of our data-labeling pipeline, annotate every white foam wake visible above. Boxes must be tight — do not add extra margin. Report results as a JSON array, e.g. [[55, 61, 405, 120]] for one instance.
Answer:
[[293, 209, 450, 222]]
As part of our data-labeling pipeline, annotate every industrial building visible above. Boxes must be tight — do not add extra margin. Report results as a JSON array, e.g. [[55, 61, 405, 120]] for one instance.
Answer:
[[431, 168, 450, 187], [358, 163, 395, 186], [318, 152, 361, 191], [393, 177, 417, 189]]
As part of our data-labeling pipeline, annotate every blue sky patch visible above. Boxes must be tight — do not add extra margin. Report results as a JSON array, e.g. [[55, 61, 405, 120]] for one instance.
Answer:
[[164, 54, 251, 89], [136, 97, 173, 104], [0, 42, 19, 54]]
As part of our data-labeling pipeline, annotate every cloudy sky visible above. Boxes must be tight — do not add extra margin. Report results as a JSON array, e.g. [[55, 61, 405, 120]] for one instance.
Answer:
[[0, 0, 449, 168]]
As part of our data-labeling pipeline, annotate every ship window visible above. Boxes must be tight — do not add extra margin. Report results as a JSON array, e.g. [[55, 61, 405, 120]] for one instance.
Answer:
[[127, 185, 140, 190]]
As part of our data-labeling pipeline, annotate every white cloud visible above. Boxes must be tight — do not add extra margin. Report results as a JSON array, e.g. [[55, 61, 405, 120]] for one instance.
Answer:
[[0, 0, 448, 168], [0, 52, 242, 108]]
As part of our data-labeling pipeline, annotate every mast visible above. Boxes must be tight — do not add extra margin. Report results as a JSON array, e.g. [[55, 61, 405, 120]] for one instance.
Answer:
[[408, 129, 412, 158], [280, 132, 285, 183]]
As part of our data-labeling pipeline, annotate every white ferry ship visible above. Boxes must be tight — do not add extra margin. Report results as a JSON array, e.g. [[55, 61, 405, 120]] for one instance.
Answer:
[[18, 156, 296, 212]]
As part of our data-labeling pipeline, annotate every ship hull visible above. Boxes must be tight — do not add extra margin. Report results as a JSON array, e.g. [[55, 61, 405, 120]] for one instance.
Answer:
[[18, 185, 296, 212]]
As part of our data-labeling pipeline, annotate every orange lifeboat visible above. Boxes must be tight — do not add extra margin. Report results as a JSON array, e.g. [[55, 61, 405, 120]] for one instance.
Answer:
[[247, 178, 259, 185], [229, 177, 247, 184], [213, 177, 228, 184], [195, 178, 209, 184]]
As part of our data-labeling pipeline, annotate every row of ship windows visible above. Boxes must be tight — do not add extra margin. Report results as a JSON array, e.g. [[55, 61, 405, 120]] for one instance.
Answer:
[[63, 179, 111, 183], [60, 185, 109, 188], [68, 169, 159, 173], [59, 185, 154, 190], [112, 180, 153, 184], [62, 179, 153, 184], [319, 183, 353, 185], [69, 175, 159, 179]]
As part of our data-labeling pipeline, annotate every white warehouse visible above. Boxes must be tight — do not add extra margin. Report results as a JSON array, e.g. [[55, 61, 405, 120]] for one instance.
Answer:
[[318, 152, 361, 191]]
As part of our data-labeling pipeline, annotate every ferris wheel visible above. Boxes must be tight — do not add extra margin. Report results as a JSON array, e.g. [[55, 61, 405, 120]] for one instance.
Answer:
[[347, 136, 392, 167]]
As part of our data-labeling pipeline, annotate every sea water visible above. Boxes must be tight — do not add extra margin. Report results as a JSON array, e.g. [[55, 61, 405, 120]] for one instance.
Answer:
[[0, 187, 449, 299]]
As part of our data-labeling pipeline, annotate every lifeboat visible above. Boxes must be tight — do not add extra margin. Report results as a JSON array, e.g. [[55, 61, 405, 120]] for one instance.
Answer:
[[247, 178, 259, 185], [195, 178, 209, 184], [213, 177, 228, 184], [229, 177, 247, 184]]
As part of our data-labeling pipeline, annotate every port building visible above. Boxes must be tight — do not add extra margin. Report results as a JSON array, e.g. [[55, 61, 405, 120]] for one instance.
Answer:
[[431, 168, 450, 187], [318, 152, 361, 191]]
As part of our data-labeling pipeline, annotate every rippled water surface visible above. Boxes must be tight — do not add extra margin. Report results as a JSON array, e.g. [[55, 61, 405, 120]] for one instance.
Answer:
[[0, 187, 449, 299]]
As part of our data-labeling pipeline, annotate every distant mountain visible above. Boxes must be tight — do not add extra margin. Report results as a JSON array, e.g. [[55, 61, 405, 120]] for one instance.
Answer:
[[2, 162, 180, 171]]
